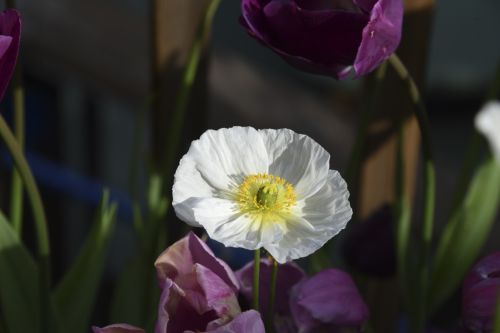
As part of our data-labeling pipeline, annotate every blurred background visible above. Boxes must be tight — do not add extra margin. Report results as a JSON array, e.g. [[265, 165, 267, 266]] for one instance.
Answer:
[[0, 0, 499, 330]]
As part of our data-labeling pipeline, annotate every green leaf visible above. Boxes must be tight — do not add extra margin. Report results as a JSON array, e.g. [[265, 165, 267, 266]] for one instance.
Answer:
[[110, 174, 167, 332], [109, 255, 159, 330], [430, 158, 500, 313], [0, 210, 41, 333], [53, 190, 118, 333]]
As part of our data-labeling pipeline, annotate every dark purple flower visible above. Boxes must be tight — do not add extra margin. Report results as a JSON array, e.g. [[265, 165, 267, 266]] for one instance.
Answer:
[[240, 0, 403, 79], [290, 269, 370, 333], [342, 205, 396, 277], [0, 9, 20, 101], [236, 258, 306, 332], [462, 252, 500, 333]]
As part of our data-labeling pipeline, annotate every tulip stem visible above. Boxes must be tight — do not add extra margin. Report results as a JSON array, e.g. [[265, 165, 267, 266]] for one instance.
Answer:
[[394, 120, 411, 310], [346, 61, 388, 213], [162, 0, 221, 177], [0, 115, 51, 264], [253, 250, 261, 311], [266, 258, 279, 333], [494, 292, 500, 333], [9, 65, 25, 236], [388, 54, 436, 333]]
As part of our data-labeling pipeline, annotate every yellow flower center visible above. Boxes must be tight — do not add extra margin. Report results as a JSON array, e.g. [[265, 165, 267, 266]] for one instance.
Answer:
[[236, 173, 297, 218]]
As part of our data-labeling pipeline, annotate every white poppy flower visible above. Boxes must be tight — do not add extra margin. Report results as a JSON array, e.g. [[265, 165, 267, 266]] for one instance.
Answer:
[[475, 101, 500, 163], [172, 127, 352, 263]]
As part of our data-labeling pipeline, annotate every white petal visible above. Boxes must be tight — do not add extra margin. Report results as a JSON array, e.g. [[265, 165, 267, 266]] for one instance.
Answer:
[[259, 129, 330, 199], [475, 101, 500, 163], [190, 198, 287, 250], [264, 170, 352, 263], [172, 127, 269, 225], [172, 156, 217, 226], [185, 127, 268, 191]]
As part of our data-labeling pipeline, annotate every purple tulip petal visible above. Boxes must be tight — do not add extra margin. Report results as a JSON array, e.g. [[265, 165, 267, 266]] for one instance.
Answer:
[[236, 258, 305, 317], [262, 1, 367, 71], [207, 310, 266, 333], [194, 264, 241, 321], [0, 9, 20, 101], [353, 0, 403, 76], [92, 324, 145, 333], [462, 252, 500, 333], [155, 232, 239, 291], [156, 278, 220, 333], [290, 269, 369, 333]]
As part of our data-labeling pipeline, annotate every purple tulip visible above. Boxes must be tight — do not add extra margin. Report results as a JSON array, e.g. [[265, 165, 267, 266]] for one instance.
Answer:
[[92, 324, 145, 333], [462, 252, 500, 333], [342, 205, 396, 277], [0, 9, 20, 101], [290, 269, 370, 333], [154, 232, 242, 332], [93, 233, 265, 333], [240, 0, 403, 79], [236, 258, 306, 332]]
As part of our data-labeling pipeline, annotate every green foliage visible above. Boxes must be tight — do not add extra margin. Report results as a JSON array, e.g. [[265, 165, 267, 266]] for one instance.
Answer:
[[110, 174, 168, 332], [430, 158, 500, 313], [53, 191, 118, 333], [0, 211, 41, 333]]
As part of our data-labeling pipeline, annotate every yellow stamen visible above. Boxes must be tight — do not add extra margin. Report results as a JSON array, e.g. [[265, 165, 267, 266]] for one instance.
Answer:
[[235, 173, 297, 220]]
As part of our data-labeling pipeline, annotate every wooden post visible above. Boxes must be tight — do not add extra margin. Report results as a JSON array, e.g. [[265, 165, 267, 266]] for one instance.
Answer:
[[358, 1, 435, 333], [150, 0, 210, 171]]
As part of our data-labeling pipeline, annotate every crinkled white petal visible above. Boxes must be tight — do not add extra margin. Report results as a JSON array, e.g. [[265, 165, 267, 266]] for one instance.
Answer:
[[475, 101, 500, 163], [172, 127, 269, 225], [264, 170, 352, 263], [260, 129, 330, 200], [190, 198, 286, 250]]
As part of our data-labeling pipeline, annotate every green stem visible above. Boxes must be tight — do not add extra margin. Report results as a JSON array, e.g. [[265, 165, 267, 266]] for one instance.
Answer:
[[346, 61, 388, 213], [9, 66, 25, 235], [394, 120, 411, 307], [494, 291, 500, 333], [162, 0, 221, 177], [0, 115, 50, 262], [253, 250, 260, 311], [266, 259, 278, 333], [388, 54, 436, 333]]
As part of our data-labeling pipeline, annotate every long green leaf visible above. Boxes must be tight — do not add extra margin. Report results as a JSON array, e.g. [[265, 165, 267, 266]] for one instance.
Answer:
[[0, 210, 41, 333], [53, 191, 118, 333], [430, 158, 500, 313], [110, 174, 167, 332]]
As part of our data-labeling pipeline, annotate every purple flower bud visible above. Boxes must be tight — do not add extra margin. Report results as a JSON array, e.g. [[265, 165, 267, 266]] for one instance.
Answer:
[[342, 205, 396, 277], [0, 9, 20, 101], [240, 0, 403, 79], [290, 269, 370, 333], [462, 252, 500, 333]]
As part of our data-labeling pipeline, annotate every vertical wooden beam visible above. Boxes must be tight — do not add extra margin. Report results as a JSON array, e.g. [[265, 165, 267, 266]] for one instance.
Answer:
[[358, 1, 435, 333], [150, 0, 210, 170]]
